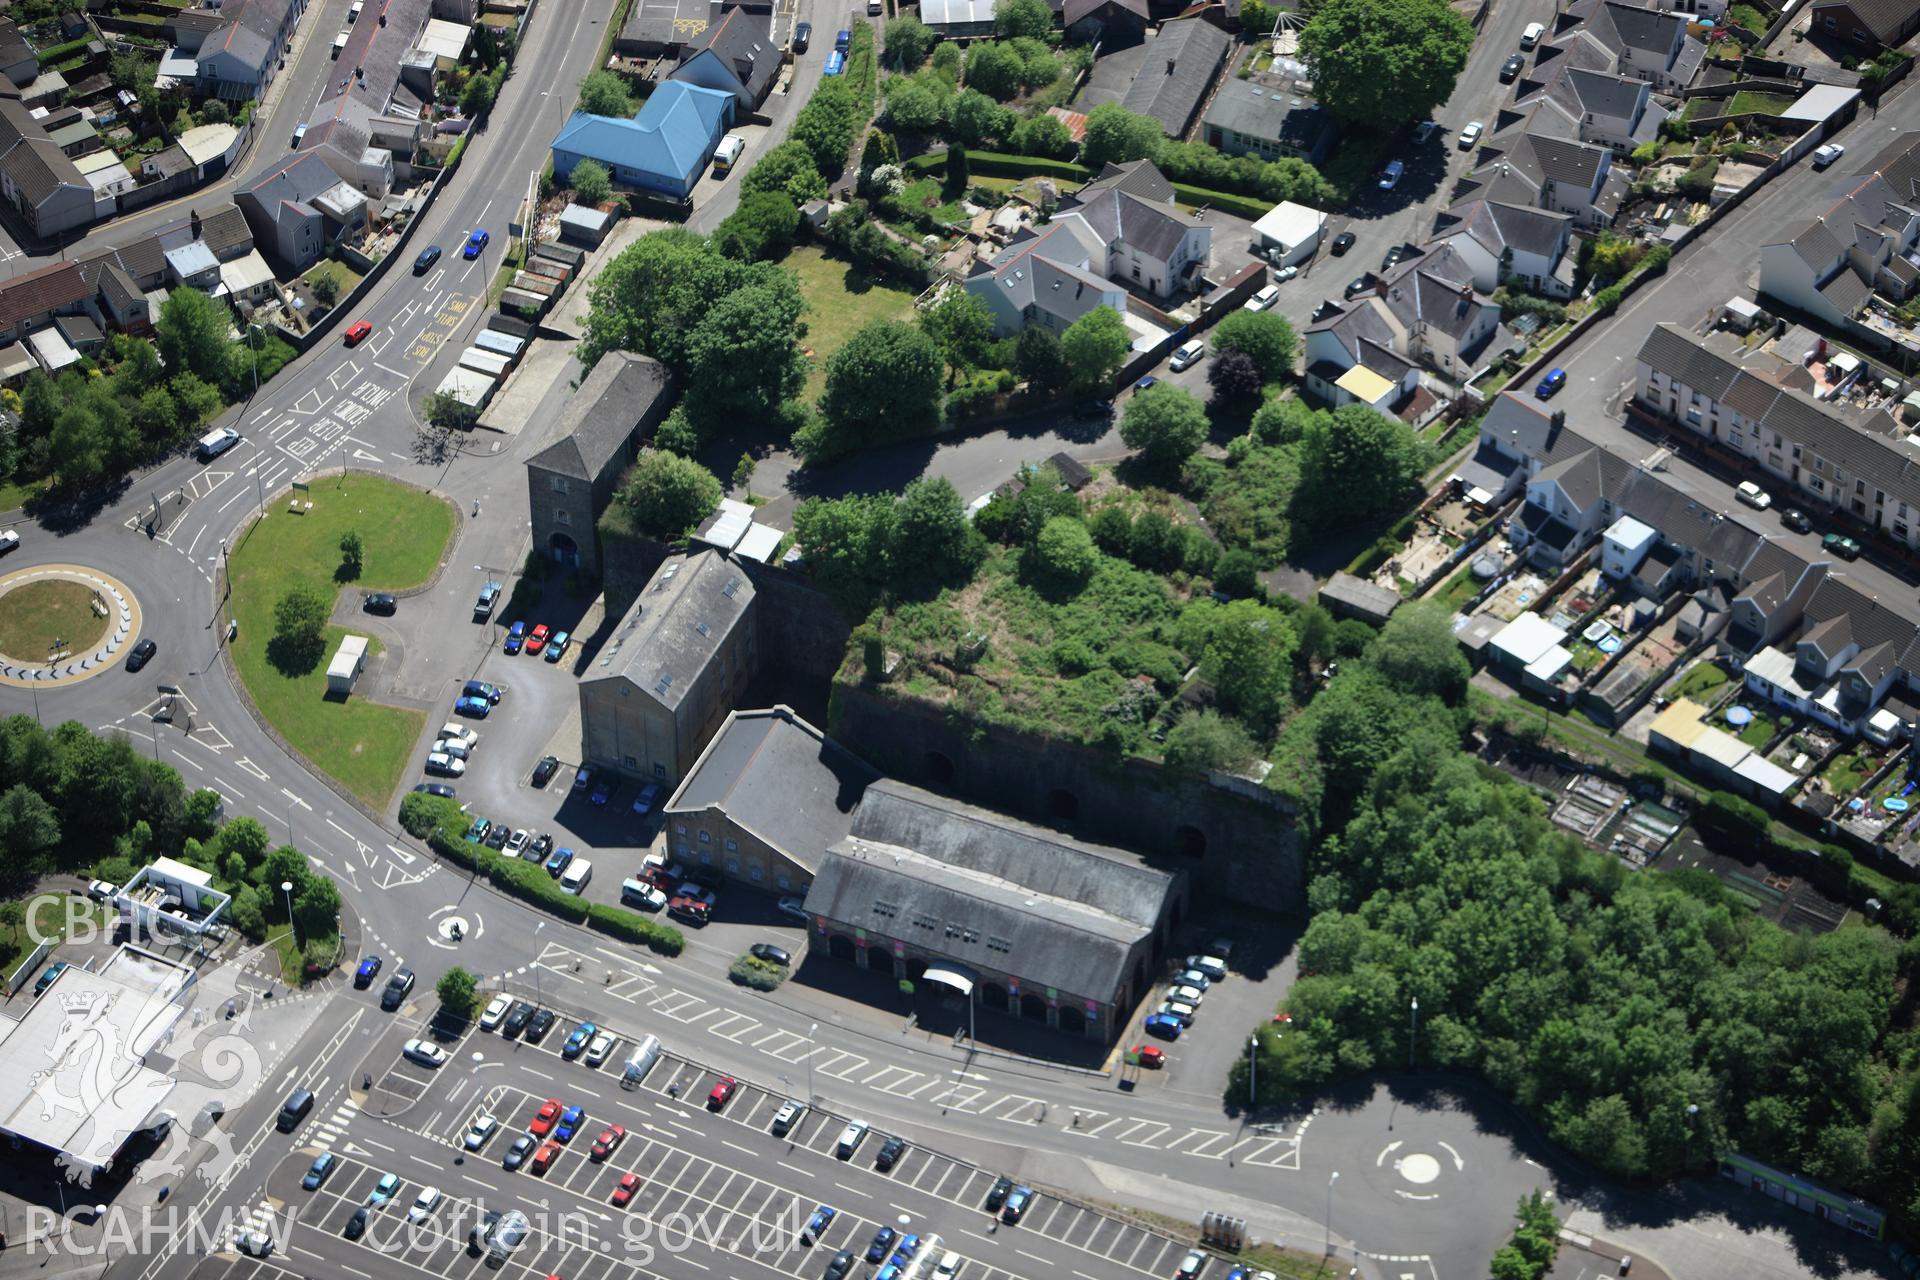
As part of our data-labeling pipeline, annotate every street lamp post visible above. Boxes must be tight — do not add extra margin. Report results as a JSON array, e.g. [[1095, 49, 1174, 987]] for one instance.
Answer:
[[806, 1021, 818, 1103], [280, 880, 297, 949], [1409, 997, 1419, 1070], [1685, 1102, 1699, 1168], [1248, 1035, 1258, 1106], [534, 920, 546, 1004], [1326, 1171, 1339, 1257]]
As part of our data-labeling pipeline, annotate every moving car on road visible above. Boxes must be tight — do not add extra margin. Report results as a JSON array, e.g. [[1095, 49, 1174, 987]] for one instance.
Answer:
[[380, 967, 415, 1010], [125, 639, 158, 672], [344, 320, 373, 345], [463, 229, 490, 259], [413, 245, 441, 273], [1534, 368, 1567, 399]]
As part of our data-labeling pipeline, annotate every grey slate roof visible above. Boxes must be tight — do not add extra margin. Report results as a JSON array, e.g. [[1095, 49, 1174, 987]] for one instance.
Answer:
[[1201, 79, 1333, 152], [525, 351, 671, 482], [1434, 197, 1571, 260], [1597, 0, 1681, 55], [1062, 178, 1199, 261], [1077, 158, 1175, 204], [667, 706, 878, 870], [586, 549, 755, 711], [675, 5, 779, 108], [1480, 390, 1563, 457], [1815, 0, 1920, 44], [1118, 17, 1231, 136], [805, 780, 1176, 1002]]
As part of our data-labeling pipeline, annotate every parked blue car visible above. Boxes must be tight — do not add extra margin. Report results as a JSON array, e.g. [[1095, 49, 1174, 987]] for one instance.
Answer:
[[1534, 368, 1567, 399], [545, 846, 574, 876], [502, 621, 526, 654], [1143, 1012, 1183, 1040], [824, 50, 845, 75], [562, 1021, 597, 1059], [454, 695, 491, 718], [554, 1105, 585, 1142]]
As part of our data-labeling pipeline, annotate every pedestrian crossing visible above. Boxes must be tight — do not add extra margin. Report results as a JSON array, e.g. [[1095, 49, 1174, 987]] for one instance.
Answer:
[[309, 1097, 361, 1148]]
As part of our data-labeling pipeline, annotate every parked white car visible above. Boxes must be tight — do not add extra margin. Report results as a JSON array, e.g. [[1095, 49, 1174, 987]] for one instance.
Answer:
[[1169, 983, 1207, 1005], [432, 738, 471, 761], [462, 1112, 498, 1151], [1812, 142, 1845, 169], [1187, 954, 1228, 982], [438, 723, 478, 747], [403, 1039, 448, 1068], [584, 1032, 617, 1066], [1457, 121, 1484, 150], [406, 1187, 441, 1225], [502, 828, 529, 857], [479, 993, 512, 1030], [1244, 284, 1280, 312], [1272, 264, 1298, 282], [424, 752, 465, 777], [1169, 339, 1206, 372], [1736, 480, 1773, 510]]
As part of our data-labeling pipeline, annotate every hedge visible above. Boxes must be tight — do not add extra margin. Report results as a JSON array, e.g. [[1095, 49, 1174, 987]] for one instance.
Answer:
[[729, 955, 787, 990], [400, 793, 684, 954], [1169, 183, 1274, 220], [903, 150, 1092, 181]]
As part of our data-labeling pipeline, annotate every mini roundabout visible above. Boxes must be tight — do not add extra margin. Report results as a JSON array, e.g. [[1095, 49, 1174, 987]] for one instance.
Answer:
[[0, 564, 142, 686]]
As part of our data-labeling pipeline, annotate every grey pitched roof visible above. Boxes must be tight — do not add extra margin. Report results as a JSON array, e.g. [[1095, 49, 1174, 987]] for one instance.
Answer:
[[1481, 390, 1562, 456], [677, 6, 778, 106], [2, 137, 87, 207], [1201, 79, 1332, 151], [527, 351, 672, 482], [1355, 336, 1413, 382], [1815, 0, 1920, 44], [667, 707, 878, 869], [1118, 17, 1231, 136], [239, 152, 353, 226], [1534, 446, 1624, 510], [1434, 197, 1571, 259], [1063, 183, 1199, 262], [587, 549, 755, 711], [978, 221, 1116, 323], [804, 779, 1176, 1001], [1063, 0, 1150, 28], [1077, 159, 1174, 204], [1596, 0, 1681, 54], [1557, 66, 1646, 125]]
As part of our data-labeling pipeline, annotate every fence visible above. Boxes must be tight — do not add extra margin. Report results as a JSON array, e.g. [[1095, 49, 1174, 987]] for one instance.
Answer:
[[3, 939, 50, 998]]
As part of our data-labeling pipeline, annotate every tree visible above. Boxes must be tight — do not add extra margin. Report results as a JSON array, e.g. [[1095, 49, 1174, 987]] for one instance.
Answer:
[[1210, 310, 1297, 380], [424, 391, 477, 433], [1300, 0, 1473, 128], [792, 493, 901, 612], [1121, 382, 1209, 470], [1297, 404, 1427, 527], [945, 142, 970, 193], [218, 815, 272, 869], [0, 784, 60, 870], [893, 477, 985, 586], [1214, 548, 1261, 596], [292, 872, 340, 942], [338, 530, 364, 579], [715, 190, 798, 262], [155, 287, 234, 387], [436, 967, 479, 1019], [619, 450, 723, 538], [965, 41, 1024, 99], [110, 51, 154, 93], [684, 277, 808, 424], [741, 140, 827, 205], [1366, 602, 1468, 701], [1015, 324, 1067, 391], [801, 321, 945, 462], [1197, 599, 1295, 732], [1031, 516, 1097, 586], [996, 0, 1054, 37], [460, 65, 503, 117], [1207, 349, 1263, 409], [1089, 505, 1132, 556], [1251, 395, 1317, 445], [1010, 112, 1073, 158], [732, 453, 757, 497], [921, 289, 995, 379], [950, 89, 1013, 145], [1239, 0, 1276, 35], [884, 76, 948, 133], [49, 402, 110, 491], [884, 14, 934, 69], [860, 129, 900, 173], [1081, 103, 1163, 169], [270, 584, 331, 674], [580, 230, 770, 374], [1060, 307, 1130, 392], [569, 158, 613, 206], [577, 70, 636, 117], [1163, 710, 1257, 773]]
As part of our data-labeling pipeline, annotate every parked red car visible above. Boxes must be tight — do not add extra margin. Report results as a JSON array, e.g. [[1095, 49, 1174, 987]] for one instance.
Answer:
[[530, 1141, 561, 1174], [707, 1077, 738, 1110], [525, 623, 551, 655], [528, 1098, 562, 1136], [1132, 1045, 1166, 1068], [612, 1173, 642, 1207], [344, 320, 373, 345], [590, 1125, 626, 1161]]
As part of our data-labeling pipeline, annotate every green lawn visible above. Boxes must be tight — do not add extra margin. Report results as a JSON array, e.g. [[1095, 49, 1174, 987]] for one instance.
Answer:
[[227, 475, 455, 809], [785, 245, 919, 404], [0, 579, 108, 659], [1821, 750, 1877, 798], [0, 474, 45, 515], [1727, 90, 1793, 116], [1671, 660, 1729, 701]]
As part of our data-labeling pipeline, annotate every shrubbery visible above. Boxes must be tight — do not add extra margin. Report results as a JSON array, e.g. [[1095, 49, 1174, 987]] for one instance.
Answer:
[[730, 954, 787, 989]]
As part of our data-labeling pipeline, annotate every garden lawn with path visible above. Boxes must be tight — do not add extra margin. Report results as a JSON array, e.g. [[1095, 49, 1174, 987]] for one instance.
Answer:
[[227, 475, 456, 809], [786, 245, 919, 403], [0, 579, 109, 660]]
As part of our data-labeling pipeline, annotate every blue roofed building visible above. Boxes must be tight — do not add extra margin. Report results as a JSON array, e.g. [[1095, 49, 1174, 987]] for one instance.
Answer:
[[550, 82, 734, 203]]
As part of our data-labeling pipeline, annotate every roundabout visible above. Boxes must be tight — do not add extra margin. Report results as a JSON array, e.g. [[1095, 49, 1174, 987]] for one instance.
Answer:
[[0, 563, 142, 686]]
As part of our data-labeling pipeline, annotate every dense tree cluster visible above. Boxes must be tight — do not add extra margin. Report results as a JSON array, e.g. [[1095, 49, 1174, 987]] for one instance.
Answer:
[[798, 321, 945, 462], [1299, 0, 1474, 128], [617, 451, 723, 540], [1232, 610, 1920, 1213], [791, 478, 985, 614], [0, 717, 340, 967]]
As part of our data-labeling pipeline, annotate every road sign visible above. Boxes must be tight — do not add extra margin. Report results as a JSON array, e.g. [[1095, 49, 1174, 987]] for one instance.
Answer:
[[156, 684, 182, 696]]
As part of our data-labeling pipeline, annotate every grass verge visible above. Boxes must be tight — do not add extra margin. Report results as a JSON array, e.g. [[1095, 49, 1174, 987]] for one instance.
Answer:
[[0, 579, 109, 659], [227, 474, 455, 809]]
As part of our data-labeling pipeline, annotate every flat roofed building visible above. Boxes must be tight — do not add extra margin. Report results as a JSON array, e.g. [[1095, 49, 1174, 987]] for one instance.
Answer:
[[0, 948, 193, 1174]]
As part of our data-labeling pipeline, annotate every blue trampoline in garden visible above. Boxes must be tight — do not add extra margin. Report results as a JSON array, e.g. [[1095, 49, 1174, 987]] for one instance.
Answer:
[[1725, 705, 1754, 726]]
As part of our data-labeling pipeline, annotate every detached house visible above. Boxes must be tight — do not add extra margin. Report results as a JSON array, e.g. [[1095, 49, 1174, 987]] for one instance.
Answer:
[[1431, 197, 1577, 298], [670, 7, 780, 115], [1303, 242, 1501, 406], [1461, 131, 1623, 229], [1513, 50, 1667, 153], [1056, 160, 1210, 298], [172, 0, 305, 102], [1585, 0, 1705, 93], [965, 221, 1129, 338]]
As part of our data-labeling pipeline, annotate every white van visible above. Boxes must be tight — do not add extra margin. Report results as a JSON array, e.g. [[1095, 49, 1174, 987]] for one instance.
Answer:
[[560, 858, 592, 894], [933, 1250, 963, 1280], [1520, 20, 1544, 47], [712, 134, 746, 176], [195, 426, 240, 461], [1168, 339, 1206, 372], [620, 1034, 663, 1089], [835, 1118, 869, 1158], [331, 30, 348, 57]]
